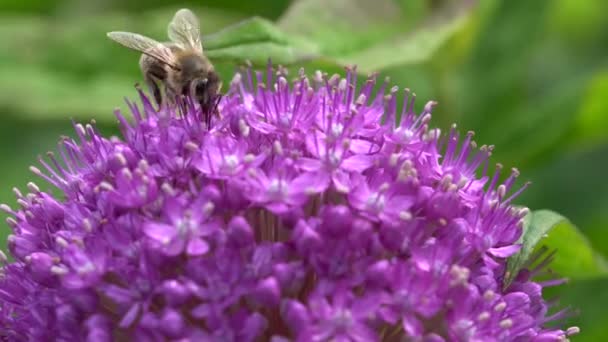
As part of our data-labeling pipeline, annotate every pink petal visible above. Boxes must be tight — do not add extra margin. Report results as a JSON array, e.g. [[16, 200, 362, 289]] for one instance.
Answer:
[[392, 195, 415, 210], [342, 154, 374, 172], [291, 172, 330, 194], [296, 158, 323, 172], [193, 155, 212, 174], [349, 139, 376, 154], [402, 314, 424, 337], [488, 244, 521, 258], [266, 202, 290, 214], [347, 183, 370, 211], [332, 170, 352, 193], [164, 237, 186, 256], [305, 131, 326, 158], [247, 115, 276, 134], [143, 223, 177, 243], [186, 237, 209, 256]]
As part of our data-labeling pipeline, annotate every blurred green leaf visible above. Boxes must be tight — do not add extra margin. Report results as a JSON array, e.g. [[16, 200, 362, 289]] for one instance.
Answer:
[[569, 71, 608, 150], [204, 17, 319, 66], [546, 0, 608, 47], [205, 16, 290, 49], [340, 12, 469, 71], [278, 0, 475, 73]]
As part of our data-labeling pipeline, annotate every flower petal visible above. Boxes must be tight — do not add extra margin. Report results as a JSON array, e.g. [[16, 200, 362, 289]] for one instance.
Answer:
[[119, 302, 141, 328], [342, 154, 374, 172], [332, 170, 352, 193], [291, 172, 330, 194], [488, 244, 521, 258], [186, 237, 209, 256], [143, 223, 177, 243], [296, 157, 323, 172]]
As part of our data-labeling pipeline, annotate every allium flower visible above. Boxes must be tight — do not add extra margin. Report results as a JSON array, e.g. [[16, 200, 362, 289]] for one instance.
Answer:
[[0, 63, 579, 341]]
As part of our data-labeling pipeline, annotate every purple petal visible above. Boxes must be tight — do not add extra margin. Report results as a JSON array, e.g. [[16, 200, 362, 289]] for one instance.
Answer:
[[349, 322, 379, 342], [349, 139, 376, 154], [342, 154, 374, 172], [305, 131, 326, 157], [402, 314, 424, 337], [160, 309, 185, 337], [248, 114, 277, 134], [144, 222, 177, 243], [186, 237, 210, 256], [267, 202, 290, 214], [488, 244, 521, 258], [164, 237, 186, 256], [191, 304, 210, 319], [297, 158, 323, 172], [241, 312, 268, 341], [119, 302, 141, 328], [165, 198, 185, 223], [332, 170, 352, 193], [291, 172, 330, 194]]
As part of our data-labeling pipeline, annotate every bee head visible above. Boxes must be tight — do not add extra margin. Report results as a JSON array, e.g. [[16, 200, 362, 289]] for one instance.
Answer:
[[189, 73, 221, 125], [191, 72, 220, 101]]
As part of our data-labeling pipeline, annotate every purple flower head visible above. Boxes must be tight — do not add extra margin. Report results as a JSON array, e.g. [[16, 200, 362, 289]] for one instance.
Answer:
[[0, 63, 579, 341]]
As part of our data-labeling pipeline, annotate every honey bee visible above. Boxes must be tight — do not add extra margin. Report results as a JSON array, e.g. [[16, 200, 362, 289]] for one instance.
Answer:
[[107, 8, 222, 125]]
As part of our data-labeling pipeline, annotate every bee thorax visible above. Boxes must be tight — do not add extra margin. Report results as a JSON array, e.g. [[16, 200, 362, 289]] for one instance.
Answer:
[[177, 53, 210, 79]]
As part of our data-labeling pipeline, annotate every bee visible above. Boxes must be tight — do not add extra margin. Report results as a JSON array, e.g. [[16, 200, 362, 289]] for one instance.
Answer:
[[107, 8, 222, 125]]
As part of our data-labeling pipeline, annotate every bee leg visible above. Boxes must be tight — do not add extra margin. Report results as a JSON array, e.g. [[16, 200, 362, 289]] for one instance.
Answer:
[[144, 74, 163, 110], [140, 54, 168, 110]]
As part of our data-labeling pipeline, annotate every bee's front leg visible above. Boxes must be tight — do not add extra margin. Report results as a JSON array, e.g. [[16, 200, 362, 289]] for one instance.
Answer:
[[144, 74, 163, 110]]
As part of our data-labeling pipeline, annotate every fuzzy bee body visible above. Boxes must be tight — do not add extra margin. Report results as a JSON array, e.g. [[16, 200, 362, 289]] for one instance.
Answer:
[[107, 9, 221, 125]]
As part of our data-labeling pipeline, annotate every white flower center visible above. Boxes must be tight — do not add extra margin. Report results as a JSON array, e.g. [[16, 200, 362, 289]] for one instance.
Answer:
[[330, 123, 344, 137], [279, 112, 292, 127], [366, 192, 386, 211], [224, 155, 239, 170], [268, 179, 287, 198], [176, 218, 194, 237], [328, 152, 341, 168], [331, 308, 353, 330]]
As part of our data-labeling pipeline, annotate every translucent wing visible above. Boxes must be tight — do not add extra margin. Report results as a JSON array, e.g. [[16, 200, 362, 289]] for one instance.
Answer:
[[107, 31, 179, 69], [168, 8, 202, 53]]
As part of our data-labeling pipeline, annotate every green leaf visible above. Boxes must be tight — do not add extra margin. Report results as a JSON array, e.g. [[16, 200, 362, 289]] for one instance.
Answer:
[[540, 218, 608, 280], [204, 17, 319, 66], [205, 16, 290, 49], [505, 210, 567, 287], [505, 210, 608, 287], [569, 71, 608, 150], [339, 12, 469, 72], [278, 0, 405, 56], [277, 0, 474, 73]]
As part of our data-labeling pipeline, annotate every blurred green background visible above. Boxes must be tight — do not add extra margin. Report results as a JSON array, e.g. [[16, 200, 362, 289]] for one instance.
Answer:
[[0, 0, 607, 339]]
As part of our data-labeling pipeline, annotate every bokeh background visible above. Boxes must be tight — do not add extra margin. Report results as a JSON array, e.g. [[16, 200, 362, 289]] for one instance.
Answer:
[[1, 0, 607, 339]]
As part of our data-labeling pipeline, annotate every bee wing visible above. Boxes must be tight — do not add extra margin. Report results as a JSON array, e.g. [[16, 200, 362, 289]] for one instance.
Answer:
[[167, 8, 203, 53], [107, 31, 179, 69]]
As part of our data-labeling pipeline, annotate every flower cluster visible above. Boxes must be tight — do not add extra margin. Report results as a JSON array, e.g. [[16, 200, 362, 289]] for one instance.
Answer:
[[0, 64, 578, 341]]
